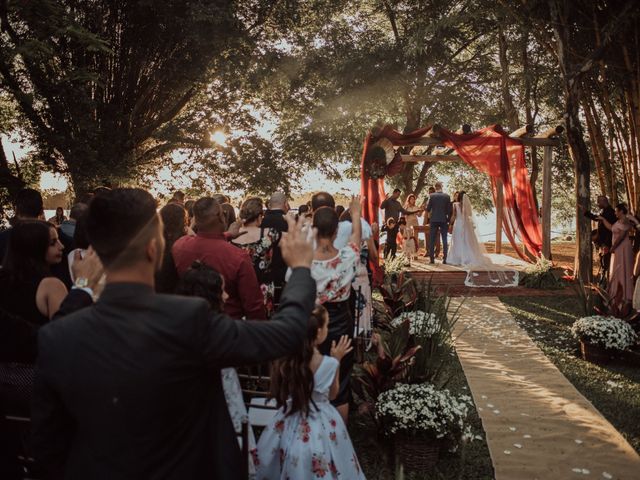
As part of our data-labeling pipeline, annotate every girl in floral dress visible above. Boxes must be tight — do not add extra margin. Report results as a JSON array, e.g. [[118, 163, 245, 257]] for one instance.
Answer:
[[255, 306, 366, 480], [232, 197, 281, 316]]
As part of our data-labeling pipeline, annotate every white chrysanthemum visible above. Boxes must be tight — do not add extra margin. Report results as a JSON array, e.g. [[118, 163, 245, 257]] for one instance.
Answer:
[[391, 311, 440, 337], [375, 383, 471, 439], [571, 315, 638, 350]]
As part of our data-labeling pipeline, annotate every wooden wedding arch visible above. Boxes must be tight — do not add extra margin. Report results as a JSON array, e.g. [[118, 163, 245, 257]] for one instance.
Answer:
[[391, 123, 564, 259]]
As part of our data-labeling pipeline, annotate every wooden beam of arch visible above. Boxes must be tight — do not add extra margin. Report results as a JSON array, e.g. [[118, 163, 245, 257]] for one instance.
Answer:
[[401, 154, 461, 163]]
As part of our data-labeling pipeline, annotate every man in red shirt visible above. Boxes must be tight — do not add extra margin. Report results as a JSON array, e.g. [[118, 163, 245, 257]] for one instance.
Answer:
[[172, 197, 266, 320]]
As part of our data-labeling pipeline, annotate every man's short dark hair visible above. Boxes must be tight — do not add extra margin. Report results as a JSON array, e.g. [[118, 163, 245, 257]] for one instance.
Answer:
[[14, 188, 43, 218], [393, 188, 401, 194], [313, 207, 339, 238], [69, 203, 88, 221], [86, 188, 158, 268], [311, 192, 335, 211]]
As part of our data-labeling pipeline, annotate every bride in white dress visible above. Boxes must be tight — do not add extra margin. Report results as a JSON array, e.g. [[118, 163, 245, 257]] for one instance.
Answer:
[[447, 191, 519, 287], [448, 191, 490, 267]]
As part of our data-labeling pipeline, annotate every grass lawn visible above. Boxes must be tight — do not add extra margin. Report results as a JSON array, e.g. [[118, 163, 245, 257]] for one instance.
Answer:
[[349, 351, 494, 479], [500, 295, 640, 453]]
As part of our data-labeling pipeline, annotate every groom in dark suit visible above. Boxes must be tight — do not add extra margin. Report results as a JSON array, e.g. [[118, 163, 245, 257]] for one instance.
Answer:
[[31, 188, 317, 480], [426, 182, 452, 264]]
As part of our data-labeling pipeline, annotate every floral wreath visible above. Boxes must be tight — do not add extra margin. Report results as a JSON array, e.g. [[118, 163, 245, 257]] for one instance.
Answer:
[[365, 137, 395, 179]]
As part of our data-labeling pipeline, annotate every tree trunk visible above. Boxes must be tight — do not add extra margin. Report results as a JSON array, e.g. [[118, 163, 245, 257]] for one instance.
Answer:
[[549, 0, 592, 283]]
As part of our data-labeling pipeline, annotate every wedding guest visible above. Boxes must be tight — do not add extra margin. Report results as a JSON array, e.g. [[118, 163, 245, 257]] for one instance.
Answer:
[[175, 261, 256, 474], [593, 195, 617, 276], [155, 203, 188, 293], [382, 217, 400, 259], [232, 197, 281, 317], [335, 204, 346, 218], [185, 199, 195, 226], [172, 197, 266, 319], [0, 188, 44, 260], [47, 207, 67, 227], [599, 203, 634, 315], [402, 194, 421, 256], [0, 220, 66, 326], [339, 210, 375, 334], [31, 188, 317, 479], [168, 190, 185, 206], [58, 203, 88, 246], [303, 196, 361, 422], [213, 193, 237, 225], [380, 188, 408, 222], [261, 192, 290, 303], [255, 306, 365, 479], [297, 204, 310, 221]]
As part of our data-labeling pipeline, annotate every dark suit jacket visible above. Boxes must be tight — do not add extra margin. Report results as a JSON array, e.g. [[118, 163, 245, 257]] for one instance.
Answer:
[[31, 268, 316, 480], [597, 205, 616, 248], [426, 192, 452, 224], [260, 209, 289, 287]]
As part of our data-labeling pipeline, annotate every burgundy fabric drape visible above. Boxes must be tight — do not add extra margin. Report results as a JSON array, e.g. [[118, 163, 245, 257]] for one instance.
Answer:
[[359, 124, 543, 264], [439, 125, 542, 259], [360, 125, 432, 285], [360, 125, 432, 224]]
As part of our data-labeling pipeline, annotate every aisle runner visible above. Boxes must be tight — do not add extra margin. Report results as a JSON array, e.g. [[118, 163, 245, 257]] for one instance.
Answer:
[[452, 297, 640, 479]]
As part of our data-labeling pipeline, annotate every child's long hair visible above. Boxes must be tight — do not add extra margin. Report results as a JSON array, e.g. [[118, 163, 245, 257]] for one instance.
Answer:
[[270, 306, 328, 417]]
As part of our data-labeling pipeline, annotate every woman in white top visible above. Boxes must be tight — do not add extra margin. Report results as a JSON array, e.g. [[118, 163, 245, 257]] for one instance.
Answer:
[[310, 196, 361, 422]]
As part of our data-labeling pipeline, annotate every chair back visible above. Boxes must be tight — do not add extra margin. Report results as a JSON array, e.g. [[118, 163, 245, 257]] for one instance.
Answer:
[[1, 414, 39, 480]]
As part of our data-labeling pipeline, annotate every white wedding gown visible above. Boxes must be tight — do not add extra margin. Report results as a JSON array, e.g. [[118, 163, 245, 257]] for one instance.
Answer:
[[448, 195, 518, 287]]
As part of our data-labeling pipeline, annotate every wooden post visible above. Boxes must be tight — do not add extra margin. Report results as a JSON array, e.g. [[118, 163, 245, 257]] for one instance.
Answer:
[[495, 179, 504, 254], [542, 146, 553, 259]]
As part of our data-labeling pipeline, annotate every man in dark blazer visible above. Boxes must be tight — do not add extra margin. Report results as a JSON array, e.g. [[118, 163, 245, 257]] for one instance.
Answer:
[[426, 182, 452, 264], [31, 188, 317, 480]]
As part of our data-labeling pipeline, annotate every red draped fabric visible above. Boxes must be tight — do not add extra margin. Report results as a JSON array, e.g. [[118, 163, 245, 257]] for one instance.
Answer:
[[360, 125, 432, 285], [439, 125, 542, 260], [359, 124, 543, 266]]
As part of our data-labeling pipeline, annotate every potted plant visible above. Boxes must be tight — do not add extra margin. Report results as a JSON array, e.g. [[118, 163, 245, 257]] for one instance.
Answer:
[[375, 383, 471, 471], [571, 315, 638, 363]]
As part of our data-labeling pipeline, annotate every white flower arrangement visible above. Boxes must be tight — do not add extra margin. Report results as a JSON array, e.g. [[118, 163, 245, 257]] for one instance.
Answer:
[[375, 383, 472, 440], [571, 315, 638, 350], [391, 311, 440, 337], [524, 255, 553, 275]]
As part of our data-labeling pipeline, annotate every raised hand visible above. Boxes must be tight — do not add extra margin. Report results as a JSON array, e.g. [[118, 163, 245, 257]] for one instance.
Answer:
[[349, 195, 362, 215], [280, 216, 316, 269], [72, 247, 104, 290], [330, 335, 353, 361], [226, 221, 247, 240]]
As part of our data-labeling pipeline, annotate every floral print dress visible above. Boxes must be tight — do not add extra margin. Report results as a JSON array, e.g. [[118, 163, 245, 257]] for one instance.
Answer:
[[254, 356, 366, 479], [233, 228, 281, 316]]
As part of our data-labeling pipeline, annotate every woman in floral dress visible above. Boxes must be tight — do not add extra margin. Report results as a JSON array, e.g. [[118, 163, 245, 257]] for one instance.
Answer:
[[255, 306, 366, 479], [232, 197, 281, 316]]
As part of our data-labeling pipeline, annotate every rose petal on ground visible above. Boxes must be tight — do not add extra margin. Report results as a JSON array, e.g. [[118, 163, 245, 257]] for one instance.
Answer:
[[503, 450, 511, 455]]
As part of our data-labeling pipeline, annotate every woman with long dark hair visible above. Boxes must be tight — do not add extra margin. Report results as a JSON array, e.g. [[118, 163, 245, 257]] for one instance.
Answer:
[[256, 306, 364, 479], [0, 220, 67, 325], [155, 203, 188, 293]]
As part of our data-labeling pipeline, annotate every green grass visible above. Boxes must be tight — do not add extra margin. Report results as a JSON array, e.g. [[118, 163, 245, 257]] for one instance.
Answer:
[[350, 350, 494, 479], [500, 295, 640, 453]]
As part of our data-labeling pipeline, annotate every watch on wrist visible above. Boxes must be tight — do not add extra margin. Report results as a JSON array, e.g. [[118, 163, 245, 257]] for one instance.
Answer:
[[74, 277, 89, 289]]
